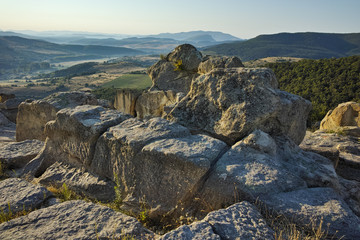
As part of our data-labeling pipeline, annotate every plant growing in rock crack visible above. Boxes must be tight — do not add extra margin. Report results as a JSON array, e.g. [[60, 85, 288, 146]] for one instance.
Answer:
[[173, 59, 185, 71], [0, 203, 30, 223]]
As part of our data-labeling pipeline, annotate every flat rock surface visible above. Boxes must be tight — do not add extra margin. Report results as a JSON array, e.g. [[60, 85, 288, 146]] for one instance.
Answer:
[[160, 201, 274, 240], [0, 140, 44, 168], [0, 200, 155, 240], [37, 161, 115, 202], [0, 178, 52, 214], [264, 187, 360, 239]]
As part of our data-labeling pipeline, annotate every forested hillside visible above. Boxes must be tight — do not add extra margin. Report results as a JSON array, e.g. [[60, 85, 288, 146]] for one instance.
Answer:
[[265, 56, 360, 125]]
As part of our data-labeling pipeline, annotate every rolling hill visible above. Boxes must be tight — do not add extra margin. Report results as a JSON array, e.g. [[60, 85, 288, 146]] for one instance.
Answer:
[[204, 32, 360, 61]]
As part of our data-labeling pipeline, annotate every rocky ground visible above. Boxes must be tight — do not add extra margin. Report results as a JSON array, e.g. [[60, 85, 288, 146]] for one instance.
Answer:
[[0, 44, 359, 239]]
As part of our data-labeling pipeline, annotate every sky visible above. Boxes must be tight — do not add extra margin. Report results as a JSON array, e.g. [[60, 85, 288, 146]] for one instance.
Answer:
[[0, 0, 359, 39]]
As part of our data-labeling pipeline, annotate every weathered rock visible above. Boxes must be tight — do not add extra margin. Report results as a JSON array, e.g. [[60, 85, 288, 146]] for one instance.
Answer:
[[135, 90, 177, 118], [300, 130, 360, 181], [0, 98, 22, 110], [0, 178, 53, 214], [167, 44, 203, 72], [0, 93, 15, 103], [22, 105, 130, 177], [0, 109, 17, 123], [339, 177, 360, 217], [264, 187, 360, 240], [168, 68, 311, 145], [148, 44, 202, 93], [160, 201, 274, 240], [0, 139, 44, 169], [198, 56, 244, 74], [0, 111, 10, 125], [37, 161, 115, 202], [320, 101, 360, 137], [0, 121, 16, 142], [16, 91, 98, 141], [195, 130, 339, 214], [0, 200, 156, 240], [114, 88, 142, 116]]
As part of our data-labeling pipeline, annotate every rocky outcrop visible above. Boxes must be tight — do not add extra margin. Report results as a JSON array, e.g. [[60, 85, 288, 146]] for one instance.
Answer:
[[320, 101, 360, 137], [0, 111, 10, 126], [0, 200, 156, 240], [16, 91, 98, 141], [0, 93, 15, 103], [37, 162, 116, 202], [22, 105, 130, 177], [168, 68, 312, 145], [189, 130, 339, 215], [160, 201, 274, 240], [148, 44, 202, 94], [0, 140, 44, 169], [301, 130, 360, 181], [264, 187, 360, 239], [198, 56, 244, 74], [113, 89, 142, 116], [0, 178, 53, 214], [0, 98, 22, 123], [135, 90, 178, 118]]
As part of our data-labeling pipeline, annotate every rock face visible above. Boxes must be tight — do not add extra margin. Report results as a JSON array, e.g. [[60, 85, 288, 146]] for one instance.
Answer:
[[301, 130, 360, 181], [0, 93, 15, 103], [148, 44, 202, 94], [37, 162, 116, 202], [0, 98, 22, 123], [264, 187, 360, 239], [22, 105, 130, 177], [91, 117, 226, 217], [0, 200, 156, 240], [193, 130, 339, 214], [0, 140, 44, 169], [135, 90, 177, 118], [113, 89, 142, 116], [0, 111, 10, 126], [320, 101, 360, 137], [198, 56, 244, 74], [160, 201, 274, 240], [168, 68, 312, 145], [0, 178, 53, 214], [16, 91, 98, 141]]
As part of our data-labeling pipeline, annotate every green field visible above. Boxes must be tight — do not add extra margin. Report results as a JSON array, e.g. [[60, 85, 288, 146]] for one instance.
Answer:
[[101, 74, 152, 89]]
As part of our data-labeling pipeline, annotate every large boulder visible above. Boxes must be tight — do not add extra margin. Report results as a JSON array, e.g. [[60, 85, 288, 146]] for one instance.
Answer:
[[0, 98, 21, 123], [16, 91, 98, 141], [135, 90, 178, 118], [160, 201, 274, 240], [0, 139, 44, 169], [91, 118, 227, 217], [264, 187, 360, 239], [192, 130, 339, 214], [148, 44, 202, 94], [168, 68, 312, 145], [0, 178, 53, 214], [198, 56, 244, 74], [320, 101, 360, 137], [113, 88, 142, 116], [22, 105, 130, 177], [0, 200, 156, 240]]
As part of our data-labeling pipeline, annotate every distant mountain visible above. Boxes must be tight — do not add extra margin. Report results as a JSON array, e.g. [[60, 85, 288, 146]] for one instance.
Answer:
[[204, 32, 360, 61], [0, 36, 143, 77], [149, 31, 241, 42]]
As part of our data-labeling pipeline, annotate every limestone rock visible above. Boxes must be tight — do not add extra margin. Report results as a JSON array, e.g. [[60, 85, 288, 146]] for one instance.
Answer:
[[0, 93, 15, 103], [148, 44, 202, 93], [198, 56, 244, 74], [114, 89, 142, 116], [0, 139, 44, 169], [196, 130, 339, 213], [0, 109, 17, 123], [320, 101, 360, 137], [300, 130, 360, 181], [339, 177, 360, 216], [16, 91, 98, 141], [22, 105, 130, 177], [168, 68, 311, 145], [0, 98, 22, 110], [0, 178, 53, 214], [135, 90, 177, 118], [264, 187, 360, 239], [160, 201, 274, 240], [37, 162, 115, 202], [0, 200, 156, 240], [0, 111, 10, 126], [0, 121, 16, 142]]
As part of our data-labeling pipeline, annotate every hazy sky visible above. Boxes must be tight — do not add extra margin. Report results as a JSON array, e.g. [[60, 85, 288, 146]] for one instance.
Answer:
[[0, 0, 359, 39]]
